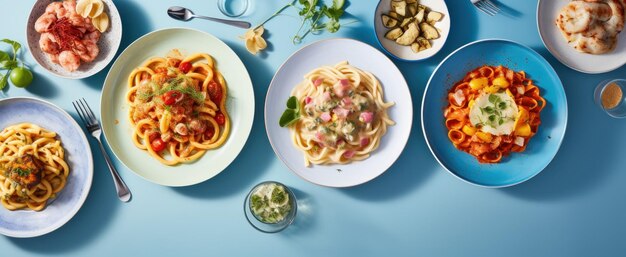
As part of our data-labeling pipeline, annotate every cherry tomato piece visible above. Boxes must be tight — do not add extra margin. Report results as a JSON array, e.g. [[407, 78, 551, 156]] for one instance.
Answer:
[[215, 112, 226, 126], [207, 81, 222, 103], [162, 90, 181, 105], [179, 62, 192, 73], [148, 132, 160, 142], [150, 138, 166, 152], [204, 127, 215, 139]]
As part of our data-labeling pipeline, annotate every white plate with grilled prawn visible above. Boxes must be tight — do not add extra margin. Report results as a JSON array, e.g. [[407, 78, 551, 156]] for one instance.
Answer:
[[100, 28, 254, 187], [27, 0, 122, 79], [538, 0, 626, 74]]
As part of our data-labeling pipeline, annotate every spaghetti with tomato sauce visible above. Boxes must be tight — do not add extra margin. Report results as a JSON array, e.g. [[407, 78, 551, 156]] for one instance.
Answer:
[[444, 65, 546, 163], [126, 50, 230, 166]]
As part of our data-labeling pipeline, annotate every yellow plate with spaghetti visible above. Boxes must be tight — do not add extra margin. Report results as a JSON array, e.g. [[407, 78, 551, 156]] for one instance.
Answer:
[[100, 28, 254, 186]]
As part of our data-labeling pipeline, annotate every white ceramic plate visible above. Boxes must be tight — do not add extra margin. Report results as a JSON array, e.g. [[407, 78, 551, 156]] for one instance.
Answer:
[[0, 97, 93, 238], [374, 0, 450, 61], [100, 28, 254, 187], [265, 38, 413, 188], [537, 0, 626, 74], [26, 0, 122, 79]]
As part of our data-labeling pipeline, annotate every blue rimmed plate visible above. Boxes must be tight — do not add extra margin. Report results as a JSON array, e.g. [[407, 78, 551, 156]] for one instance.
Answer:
[[0, 97, 93, 238], [422, 39, 568, 187]]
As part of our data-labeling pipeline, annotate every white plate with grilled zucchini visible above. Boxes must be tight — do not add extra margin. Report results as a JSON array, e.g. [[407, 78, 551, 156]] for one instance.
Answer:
[[374, 0, 450, 61]]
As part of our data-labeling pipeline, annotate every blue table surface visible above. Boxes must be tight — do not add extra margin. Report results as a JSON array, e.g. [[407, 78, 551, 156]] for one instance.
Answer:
[[2, 0, 625, 256]]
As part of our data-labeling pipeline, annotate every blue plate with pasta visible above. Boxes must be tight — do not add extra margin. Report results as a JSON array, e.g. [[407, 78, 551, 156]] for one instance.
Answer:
[[0, 97, 93, 238], [422, 39, 568, 187]]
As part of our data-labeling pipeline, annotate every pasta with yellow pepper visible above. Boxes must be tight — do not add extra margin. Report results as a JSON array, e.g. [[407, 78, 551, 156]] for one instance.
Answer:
[[443, 65, 545, 163]]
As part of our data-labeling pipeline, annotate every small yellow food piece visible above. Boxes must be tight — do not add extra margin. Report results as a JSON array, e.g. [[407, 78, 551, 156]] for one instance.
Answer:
[[76, 0, 90, 17], [92, 11, 109, 32], [469, 77, 488, 91], [159, 111, 172, 134], [332, 114, 338, 122], [462, 125, 477, 136], [476, 131, 493, 143], [514, 107, 530, 129], [241, 26, 267, 55], [515, 123, 532, 137], [492, 77, 510, 88], [76, 0, 104, 18], [505, 89, 513, 98], [89, 0, 104, 18], [468, 99, 475, 109], [483, 85, 500, 94]]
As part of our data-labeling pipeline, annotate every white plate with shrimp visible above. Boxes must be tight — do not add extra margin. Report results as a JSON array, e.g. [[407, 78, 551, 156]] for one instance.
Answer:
[[26, 0, 122, 79], [537, 0, 626, 74]]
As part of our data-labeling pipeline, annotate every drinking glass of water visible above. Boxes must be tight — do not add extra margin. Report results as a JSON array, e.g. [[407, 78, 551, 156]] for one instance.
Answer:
[[217, 0, 249, 17]]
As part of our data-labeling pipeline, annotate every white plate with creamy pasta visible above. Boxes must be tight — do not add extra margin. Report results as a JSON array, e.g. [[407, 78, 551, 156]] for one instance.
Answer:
[[100, 28, 254, 186], [265, 38, 412, 188], [0, 97, 93, 238]]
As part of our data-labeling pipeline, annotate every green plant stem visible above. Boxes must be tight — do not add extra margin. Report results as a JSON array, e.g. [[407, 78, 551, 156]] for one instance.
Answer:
[[255, 0, 297, 30], [293, 8, 325, 44]]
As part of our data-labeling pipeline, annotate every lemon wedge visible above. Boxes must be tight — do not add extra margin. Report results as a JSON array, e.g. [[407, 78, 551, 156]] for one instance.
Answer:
[[76, 0, 91, 18], [89, 0, 104, 18], [92, 11, 109, 32]]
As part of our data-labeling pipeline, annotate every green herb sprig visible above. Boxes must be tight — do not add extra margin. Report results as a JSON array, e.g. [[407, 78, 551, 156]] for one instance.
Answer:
[[279, 96, 301, 127], [13, 168, 32, 177], [292, 0, 346, 44], [252, 0, 350, 45], [138, 75, 205, 104], [478, 94, 514, 128], [1, 39, 21, 89]]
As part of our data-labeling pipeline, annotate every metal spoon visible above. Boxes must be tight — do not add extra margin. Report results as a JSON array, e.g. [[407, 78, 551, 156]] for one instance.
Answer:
[[167, 6, 251, 29]]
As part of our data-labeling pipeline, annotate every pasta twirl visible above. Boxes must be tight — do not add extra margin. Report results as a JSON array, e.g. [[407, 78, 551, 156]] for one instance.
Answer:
[[444, 65, 545, 163], [126, 50, 230, 166], [0, 123, 69, 211]]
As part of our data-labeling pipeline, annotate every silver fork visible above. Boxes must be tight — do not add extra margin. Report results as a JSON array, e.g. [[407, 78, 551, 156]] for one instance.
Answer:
[[471, 0, 500, 16], [73, 98, 132, 202]]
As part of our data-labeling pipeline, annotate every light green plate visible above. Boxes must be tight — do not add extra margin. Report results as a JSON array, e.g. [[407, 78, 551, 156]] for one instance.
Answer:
[[100, 28, 254, 187]]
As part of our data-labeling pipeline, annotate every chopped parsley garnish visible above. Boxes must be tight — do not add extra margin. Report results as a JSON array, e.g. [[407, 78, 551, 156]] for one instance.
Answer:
[[480, 94, 514, 128], [139, 75, 206, 104], [13, 168, 31, 177]]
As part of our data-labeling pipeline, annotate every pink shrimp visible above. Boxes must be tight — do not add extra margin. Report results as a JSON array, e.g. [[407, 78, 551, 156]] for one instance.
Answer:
[[74, 40, 99, 63], [62, 0, 77, 16], [45, 2, 63, 14], [35, 13, 56, 33], [39, 32, 60, 54], [58, 50, 81, 72], [47, 1, 68, 19], [84, 30, 101, 44], [47, 53, 60, 64]]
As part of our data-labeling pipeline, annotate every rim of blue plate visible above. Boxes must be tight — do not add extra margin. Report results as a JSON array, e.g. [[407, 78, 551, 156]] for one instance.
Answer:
[[0, 97, 94, 237], [372, 0, 451, 62], [421, 38, 569, 188]]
